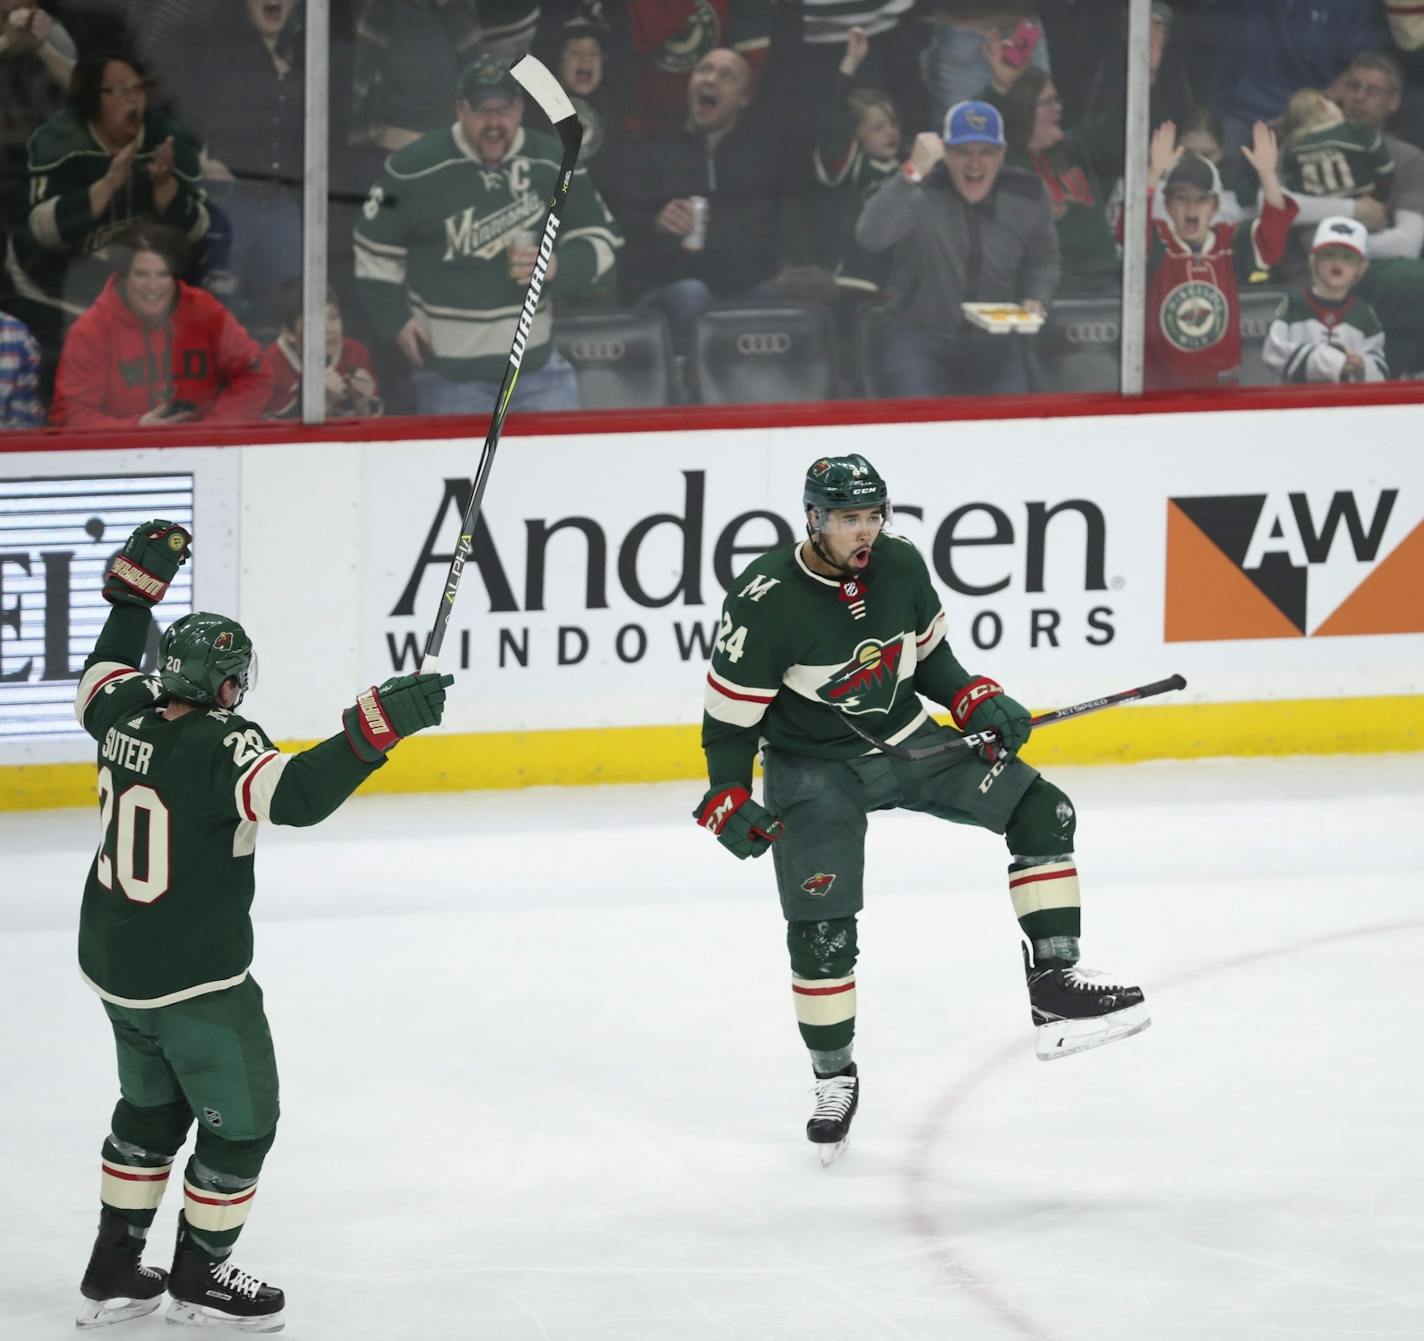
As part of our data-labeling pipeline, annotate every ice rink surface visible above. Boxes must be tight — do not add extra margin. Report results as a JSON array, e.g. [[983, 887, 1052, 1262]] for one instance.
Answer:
[[3, 754, 1422, 1341]]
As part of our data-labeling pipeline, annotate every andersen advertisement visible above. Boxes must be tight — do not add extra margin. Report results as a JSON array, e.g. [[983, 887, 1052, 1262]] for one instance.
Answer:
[[349, 411, 1423, 737], [1, 407, 1421, 773]]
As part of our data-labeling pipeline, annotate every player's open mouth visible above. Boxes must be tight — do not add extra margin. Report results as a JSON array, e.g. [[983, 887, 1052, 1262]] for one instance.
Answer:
[[852, 546, 871, 566], [695, 90, 719, 114]]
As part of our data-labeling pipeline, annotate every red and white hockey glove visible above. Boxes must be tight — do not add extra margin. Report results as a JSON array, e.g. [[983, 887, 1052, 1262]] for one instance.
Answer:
[[343, 672, 454, 763], [102, 519, 192, 607], [694, 784, 784, 860], [950, 676, 1032, 762]]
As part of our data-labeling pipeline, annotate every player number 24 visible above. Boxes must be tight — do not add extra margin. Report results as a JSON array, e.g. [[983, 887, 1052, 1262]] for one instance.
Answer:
[[715, 612, 748, 664], [96, 766, 170, 905]]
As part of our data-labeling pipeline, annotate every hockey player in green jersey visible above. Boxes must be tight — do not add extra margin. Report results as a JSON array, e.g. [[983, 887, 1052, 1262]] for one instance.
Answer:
[[694, 456, 1148, 1164], [74, 520, 452, 1330], [353, 53, 622, 414]]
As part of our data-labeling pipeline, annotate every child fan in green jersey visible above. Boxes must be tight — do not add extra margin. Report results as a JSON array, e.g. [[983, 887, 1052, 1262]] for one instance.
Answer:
[[74, 520, 451, 1331], [694, 455, 1149, 1165], [1280, 88, 1394, 204]]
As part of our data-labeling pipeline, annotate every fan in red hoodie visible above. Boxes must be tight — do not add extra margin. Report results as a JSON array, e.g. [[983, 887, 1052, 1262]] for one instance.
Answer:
[[1140, 119, 1299, 390], [51, 228, 271, 428]]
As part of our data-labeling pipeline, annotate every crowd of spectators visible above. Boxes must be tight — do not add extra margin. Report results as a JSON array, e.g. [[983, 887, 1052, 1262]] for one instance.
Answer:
[[7, 1, 1424, 429]]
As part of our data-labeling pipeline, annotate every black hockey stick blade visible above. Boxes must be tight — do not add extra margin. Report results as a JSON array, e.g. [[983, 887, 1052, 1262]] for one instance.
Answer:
[[419, 56, 583, 672], [846, 673, 1189, 761]]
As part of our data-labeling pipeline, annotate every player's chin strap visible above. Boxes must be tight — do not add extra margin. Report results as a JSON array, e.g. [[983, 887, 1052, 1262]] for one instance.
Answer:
[[805, 522, 860, 581]]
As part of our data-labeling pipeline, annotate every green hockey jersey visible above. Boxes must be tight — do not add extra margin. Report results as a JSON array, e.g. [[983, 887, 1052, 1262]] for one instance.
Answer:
[[701, 532, 979, 786], [9, 106, 207, 316], [1283, 120, 1394, 200], [1262, 286, 1388, 382], [74, 606, 383, 1008], [353, 122, 622, 382]]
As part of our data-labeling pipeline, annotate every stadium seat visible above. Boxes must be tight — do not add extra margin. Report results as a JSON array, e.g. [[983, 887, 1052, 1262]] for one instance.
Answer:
[[690, 306, 837, 404], [1238, 288, 1288, 386], [1036, 298, 1123, 394], [553, 310, 678, 409]]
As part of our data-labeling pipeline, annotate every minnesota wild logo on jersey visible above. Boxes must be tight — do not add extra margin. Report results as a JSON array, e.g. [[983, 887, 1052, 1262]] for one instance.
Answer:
[[702, 533, 949, 764], [656, 0, 720, 72], [818, 637, 903, 714]]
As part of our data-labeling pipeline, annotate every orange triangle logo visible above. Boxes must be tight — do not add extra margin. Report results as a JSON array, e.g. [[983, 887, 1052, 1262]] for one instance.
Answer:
[[1165, 501, 1304, 641], [1313, 520, 1424, 636]]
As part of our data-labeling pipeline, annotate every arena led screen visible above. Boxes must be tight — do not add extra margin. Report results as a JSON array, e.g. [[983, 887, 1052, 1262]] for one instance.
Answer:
[[0, 475, 194, 740]]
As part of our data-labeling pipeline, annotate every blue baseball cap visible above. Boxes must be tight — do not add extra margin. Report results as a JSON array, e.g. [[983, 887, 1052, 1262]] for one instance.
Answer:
[[943, 100, 1005, 148]]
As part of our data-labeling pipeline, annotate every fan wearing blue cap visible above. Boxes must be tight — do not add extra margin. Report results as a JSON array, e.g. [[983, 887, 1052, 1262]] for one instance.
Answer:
[[854, 95, 1059, 397], [938, 99, 1007, 203]]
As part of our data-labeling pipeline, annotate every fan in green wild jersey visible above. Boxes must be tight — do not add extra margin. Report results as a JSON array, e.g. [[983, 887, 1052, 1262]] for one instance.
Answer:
[[73, 520, 452, 1331], [353, 53, 622, 414], [693, 455, 1150, 1165]]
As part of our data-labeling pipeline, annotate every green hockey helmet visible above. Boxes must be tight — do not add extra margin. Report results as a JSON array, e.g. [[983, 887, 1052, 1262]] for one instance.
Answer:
[[158, 612, 256, 707], [802, 454, 891, 528]]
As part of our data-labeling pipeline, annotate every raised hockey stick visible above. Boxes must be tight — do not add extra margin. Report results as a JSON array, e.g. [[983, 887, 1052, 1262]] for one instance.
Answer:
[[420, 55, 582, 673], [844, 674, 1189, 761]]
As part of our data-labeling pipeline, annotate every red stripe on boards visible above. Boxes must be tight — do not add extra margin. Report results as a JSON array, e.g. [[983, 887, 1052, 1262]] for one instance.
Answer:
[[706, 673, 776, 704], [792, 981, 856, 997], [184, 1187, 257, 1208], [102, 1164, 170, 1182], [1008, 867, 1078, 889]]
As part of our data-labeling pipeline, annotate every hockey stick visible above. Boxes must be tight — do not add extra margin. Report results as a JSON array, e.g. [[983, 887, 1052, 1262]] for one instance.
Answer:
[[419, 55, 582, 673], [844, 673, 1189, 761]]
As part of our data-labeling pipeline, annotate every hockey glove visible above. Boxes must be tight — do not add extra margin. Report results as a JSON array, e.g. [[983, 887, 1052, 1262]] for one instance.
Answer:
[[103, 519, 192, 607], [343, 672, 455, 763], [950, 676, 1032, 762], [694, 784, 784, 860]]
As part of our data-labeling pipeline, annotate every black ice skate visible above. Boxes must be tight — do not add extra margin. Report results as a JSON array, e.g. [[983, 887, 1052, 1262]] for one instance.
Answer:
[[1023, 943, 1151, 1060], [166, 1215, 285, 1332], [76, 1207, 169, 1329], [807, 1063, 859, 1167]]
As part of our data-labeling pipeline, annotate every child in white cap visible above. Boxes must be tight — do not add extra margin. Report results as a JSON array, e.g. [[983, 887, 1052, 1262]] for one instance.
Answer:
[[1263, 216, 1388, 382]]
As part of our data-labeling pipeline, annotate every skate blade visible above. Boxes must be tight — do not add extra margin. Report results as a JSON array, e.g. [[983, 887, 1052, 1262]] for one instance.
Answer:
[[165, 1299, 285, 1332], [76, 1295, 162, 1328], [1035, 1002, 1151, 1061], [815, 1138, 849, 1168]]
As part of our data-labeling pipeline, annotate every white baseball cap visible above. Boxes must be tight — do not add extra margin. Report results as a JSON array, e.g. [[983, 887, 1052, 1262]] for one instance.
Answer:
[[1311, 216, 1369, 259]]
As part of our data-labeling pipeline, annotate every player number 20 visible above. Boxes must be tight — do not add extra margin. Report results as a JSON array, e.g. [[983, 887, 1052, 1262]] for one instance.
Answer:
[[715, 612, 749, 664], [96, 766, 171, 905]]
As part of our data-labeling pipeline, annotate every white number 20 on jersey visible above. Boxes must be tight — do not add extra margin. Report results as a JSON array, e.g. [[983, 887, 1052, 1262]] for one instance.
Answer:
[[224, 729, 267, 767], [96, 766, 170, 904]]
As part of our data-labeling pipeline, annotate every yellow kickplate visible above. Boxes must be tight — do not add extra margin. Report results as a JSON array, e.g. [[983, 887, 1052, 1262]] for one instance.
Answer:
[[3, 695, 1421, 812]]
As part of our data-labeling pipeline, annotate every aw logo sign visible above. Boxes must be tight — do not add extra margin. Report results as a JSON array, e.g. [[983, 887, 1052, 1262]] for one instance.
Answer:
[[1165, 489, 1423, 641]]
